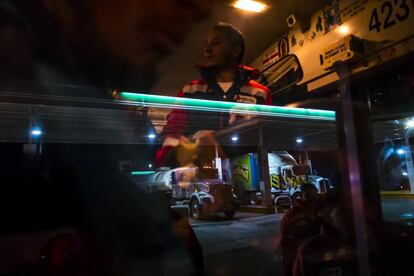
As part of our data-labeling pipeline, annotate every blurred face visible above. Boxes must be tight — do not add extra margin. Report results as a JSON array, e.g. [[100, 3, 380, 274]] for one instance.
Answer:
[[44, 0, 214, 88], [203, 29, 239, 68]]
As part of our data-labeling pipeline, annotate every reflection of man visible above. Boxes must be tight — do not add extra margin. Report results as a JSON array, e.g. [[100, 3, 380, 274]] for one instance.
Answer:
[[157, 22, 272, 167]]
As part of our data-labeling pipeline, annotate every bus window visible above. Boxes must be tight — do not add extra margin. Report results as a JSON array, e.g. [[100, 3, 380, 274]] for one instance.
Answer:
[[368, 65, 414, 227]]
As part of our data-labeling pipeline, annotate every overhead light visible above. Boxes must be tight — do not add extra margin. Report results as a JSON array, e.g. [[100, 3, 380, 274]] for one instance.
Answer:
[[296, 138, 303, 144], [397, 148, 405, 155], [338, 25, 350, 35], [405, 119, 414, 129], [231, 135, 239, 142], [131, 171, 155, 176], [31, 128, 43, 137], [148, 133, 156, 139], [233, 0, 268, 13]]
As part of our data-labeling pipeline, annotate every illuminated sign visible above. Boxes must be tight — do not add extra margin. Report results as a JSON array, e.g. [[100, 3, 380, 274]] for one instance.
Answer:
[[320, 35, 362, 69], [131, 171, 155, 175]]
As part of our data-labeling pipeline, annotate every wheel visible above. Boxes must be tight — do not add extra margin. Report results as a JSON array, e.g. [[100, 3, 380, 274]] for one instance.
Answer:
[[248, 193, 259, 205], [190, 198, 202, 219], [275, 204, 283, 213], [224, 209, 236, 219]]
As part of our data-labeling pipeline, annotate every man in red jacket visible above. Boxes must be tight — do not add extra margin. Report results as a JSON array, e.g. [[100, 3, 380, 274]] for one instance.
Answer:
[[156, 22, 272, 167]]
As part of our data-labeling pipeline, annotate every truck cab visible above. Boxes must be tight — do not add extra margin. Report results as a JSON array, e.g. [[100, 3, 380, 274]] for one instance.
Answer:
[[133, 167, 238, 219], [172, 167, 238, 219]]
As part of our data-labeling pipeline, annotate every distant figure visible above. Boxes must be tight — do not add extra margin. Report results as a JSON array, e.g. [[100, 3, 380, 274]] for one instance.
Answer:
[[280, 184, 321, 276]]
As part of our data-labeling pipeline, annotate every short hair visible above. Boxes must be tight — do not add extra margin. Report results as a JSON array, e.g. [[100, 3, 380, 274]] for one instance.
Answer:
[[301, 184, 318, 195], [212, 22, 245, 63]]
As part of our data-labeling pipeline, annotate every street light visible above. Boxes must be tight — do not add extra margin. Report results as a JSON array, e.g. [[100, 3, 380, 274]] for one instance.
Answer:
[[233, 0, 268, 13], [397, 148, 405, 155], [405, 119, 414, 129], [31, 128, 43, 137], [231, 135, 239, 142], [296, 138, 303, 144], [148, 133, 156, 139]]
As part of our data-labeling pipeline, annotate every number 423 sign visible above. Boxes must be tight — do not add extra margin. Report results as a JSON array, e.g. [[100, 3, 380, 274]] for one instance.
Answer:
[[369, 0, 411, 32]]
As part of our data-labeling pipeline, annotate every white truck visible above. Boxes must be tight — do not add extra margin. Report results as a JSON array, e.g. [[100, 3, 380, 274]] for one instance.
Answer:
[[132, 167, 238, 219], [230, 151, 332, 209]]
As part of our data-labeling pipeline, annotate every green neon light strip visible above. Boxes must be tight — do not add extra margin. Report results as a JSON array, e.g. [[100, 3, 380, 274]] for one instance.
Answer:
[[120, 92, 336, 121], [131, 171, 156, 176]]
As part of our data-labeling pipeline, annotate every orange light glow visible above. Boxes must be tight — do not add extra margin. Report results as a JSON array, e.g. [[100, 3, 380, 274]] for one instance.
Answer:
[[233, 0, 268, 13]]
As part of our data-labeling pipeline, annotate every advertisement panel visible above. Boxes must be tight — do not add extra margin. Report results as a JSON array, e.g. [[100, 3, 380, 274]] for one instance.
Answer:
[[231, 153, 260, 191]]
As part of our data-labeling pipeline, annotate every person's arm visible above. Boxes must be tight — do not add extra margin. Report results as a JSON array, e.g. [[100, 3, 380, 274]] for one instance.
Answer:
[[155, 90, 190, 167]]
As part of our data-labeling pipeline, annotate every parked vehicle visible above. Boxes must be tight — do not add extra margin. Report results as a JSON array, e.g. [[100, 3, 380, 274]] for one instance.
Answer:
[[230, 151, 332, 209], [133, 167, 238, 219]]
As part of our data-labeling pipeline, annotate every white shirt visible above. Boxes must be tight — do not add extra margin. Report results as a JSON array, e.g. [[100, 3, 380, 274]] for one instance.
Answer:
[[217, 82, 233, 93]]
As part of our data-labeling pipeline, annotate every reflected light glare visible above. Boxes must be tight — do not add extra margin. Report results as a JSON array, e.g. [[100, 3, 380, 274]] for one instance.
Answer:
[[397, 148, 405, 155], [233, 0, 267, 13], [31, 128, 42, 136], [338, 25, 350, 34], [120, 92, 336, 121], [405, 119, 414, 129]]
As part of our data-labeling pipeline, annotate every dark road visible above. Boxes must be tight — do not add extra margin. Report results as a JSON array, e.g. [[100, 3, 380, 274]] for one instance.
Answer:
[[191, 212, 284, 275], [192, 197, 414, 275]]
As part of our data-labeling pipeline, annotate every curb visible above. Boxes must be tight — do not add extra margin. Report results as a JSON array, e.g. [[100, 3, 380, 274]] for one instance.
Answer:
[[381, 192, 414, 199]]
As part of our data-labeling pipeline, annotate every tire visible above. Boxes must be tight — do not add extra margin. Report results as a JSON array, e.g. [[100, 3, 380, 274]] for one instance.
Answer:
[[190, 198, 202, 220], [224, 209, 236, 219], [248, 193, 259, 205], [275, 205, 284, 213]]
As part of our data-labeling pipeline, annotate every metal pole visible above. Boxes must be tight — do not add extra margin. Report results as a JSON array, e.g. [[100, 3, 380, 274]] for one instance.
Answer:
[[337, 63, 371, 276], [404, 134, 414, 193], [259, 126, 272, 208]]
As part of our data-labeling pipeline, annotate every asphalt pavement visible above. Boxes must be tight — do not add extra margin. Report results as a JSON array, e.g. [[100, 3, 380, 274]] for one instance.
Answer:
[[382, 197, 414, 225], [191, 198, 414, 275], [191, 212, 284, 276]]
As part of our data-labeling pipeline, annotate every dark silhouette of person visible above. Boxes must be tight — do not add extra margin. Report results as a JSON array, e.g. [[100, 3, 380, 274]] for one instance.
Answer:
[[280, 184, 322, 276], [0, 0, 214, 275]]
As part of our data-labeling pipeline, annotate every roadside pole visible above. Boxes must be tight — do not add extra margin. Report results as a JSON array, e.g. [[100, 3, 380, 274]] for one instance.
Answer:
[[404, 134, 414, 193], [259, 126, 272, 208]]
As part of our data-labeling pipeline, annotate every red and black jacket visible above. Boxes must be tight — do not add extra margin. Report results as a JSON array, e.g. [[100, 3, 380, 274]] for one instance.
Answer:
[[156, 65, 272, 167]]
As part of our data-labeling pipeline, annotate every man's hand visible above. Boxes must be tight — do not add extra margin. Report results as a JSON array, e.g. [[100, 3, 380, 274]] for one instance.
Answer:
[[229, 112, 256, 125], [191, 130, 216, 146]]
